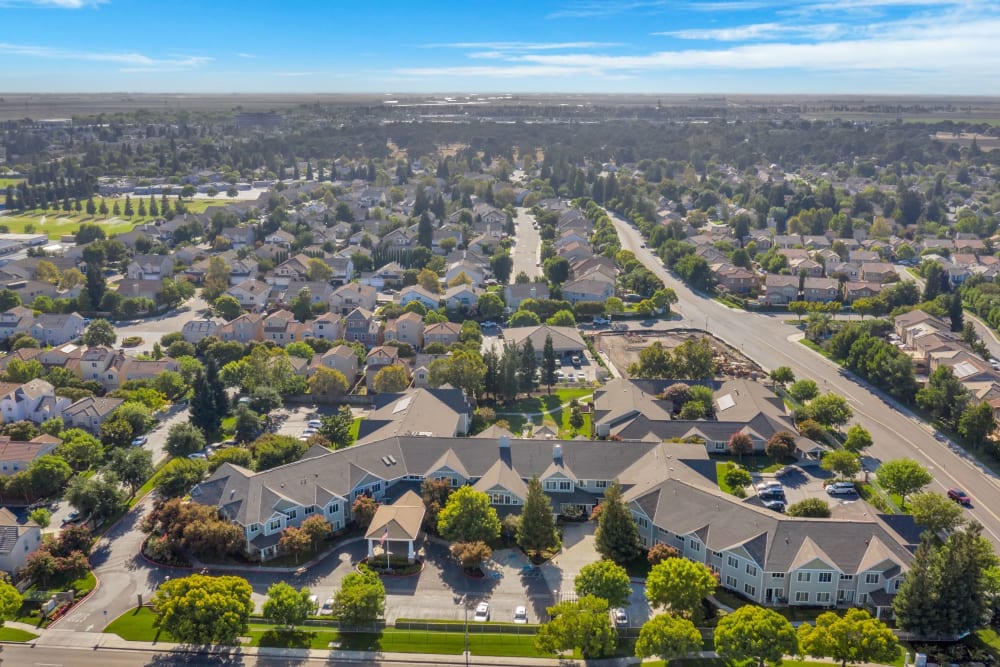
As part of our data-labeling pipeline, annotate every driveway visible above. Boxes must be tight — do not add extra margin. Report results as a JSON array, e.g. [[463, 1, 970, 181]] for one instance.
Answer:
[[511, 207, 542, 282]]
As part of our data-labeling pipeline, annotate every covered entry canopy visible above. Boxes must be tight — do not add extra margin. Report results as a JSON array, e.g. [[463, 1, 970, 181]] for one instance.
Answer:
[[365, 489, 425, 562]]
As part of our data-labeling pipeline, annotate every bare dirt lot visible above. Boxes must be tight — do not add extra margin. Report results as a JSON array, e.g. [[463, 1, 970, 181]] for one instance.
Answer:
[[595, 330, 762, 379]]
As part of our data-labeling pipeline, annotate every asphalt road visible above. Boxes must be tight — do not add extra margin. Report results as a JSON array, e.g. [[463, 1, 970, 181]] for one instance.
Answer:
[[510, 207, 541, 283], [113, 296, 210, 354], [606, 210, 1000, 547]]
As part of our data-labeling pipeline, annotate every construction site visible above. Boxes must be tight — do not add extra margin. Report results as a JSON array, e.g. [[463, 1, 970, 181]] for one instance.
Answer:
[[593, 329, 764, 379]]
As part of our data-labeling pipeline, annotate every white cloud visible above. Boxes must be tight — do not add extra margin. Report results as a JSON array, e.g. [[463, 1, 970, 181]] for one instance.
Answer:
[[422, 41, 621, 51], [659, 22, 845, 41], [236, 52, 256, 59], [0, 42, 210, 69]]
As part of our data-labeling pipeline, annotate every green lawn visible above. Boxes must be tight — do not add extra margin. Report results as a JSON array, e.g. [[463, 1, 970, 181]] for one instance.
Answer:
[[0, 177, 26, 188], [348, 417, 361, 444], [0, 198, 227, 239], [0, 626, 39, 641], [107, 608, 548, 657], [557, 409, 591, 439]]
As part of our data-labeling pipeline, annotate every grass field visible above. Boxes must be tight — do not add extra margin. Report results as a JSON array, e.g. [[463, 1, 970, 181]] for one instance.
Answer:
[[0, 177, 26, 188], [0, 626, 39, 641], [0, 198, 228, 239]]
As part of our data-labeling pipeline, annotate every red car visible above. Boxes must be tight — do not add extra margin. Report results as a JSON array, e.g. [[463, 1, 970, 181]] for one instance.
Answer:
[[947, 488, 971, 506]]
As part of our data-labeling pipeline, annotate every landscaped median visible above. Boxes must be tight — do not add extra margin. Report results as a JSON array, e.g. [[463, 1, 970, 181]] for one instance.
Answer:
[[104, 607, 550, 657]]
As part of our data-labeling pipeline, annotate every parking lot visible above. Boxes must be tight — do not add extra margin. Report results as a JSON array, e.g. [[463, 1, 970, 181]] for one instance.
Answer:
[[750, 466, 873, 520], [480, 333, 602, 385]]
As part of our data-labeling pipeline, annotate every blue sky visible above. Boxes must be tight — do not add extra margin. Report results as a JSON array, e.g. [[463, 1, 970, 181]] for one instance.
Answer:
[[1, 0, 998, 94]]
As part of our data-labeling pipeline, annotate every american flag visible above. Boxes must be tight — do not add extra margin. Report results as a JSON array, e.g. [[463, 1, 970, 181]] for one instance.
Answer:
[[379, 527, 389, 544]]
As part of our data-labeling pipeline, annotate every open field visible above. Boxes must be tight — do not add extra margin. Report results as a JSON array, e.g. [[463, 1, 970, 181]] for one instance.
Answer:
[[0, 198, 228, 239], [0, 177, 26, 188]]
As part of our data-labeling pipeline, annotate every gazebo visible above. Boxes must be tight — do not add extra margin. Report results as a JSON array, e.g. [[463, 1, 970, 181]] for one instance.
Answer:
[[365, 490, 425, 563]]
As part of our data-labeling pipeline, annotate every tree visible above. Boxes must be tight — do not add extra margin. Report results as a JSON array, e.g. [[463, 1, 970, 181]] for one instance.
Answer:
[[152, 574, 253, 645], [29, 507, 51, 528], [166, 422, 207, 457], [541, 334, 557, 393], [536, 596, 616, 659], [723, 463, 752, 494], [333, 565, 385, 625], [574, 560, 632, 608], [251, 434, 307, 471], [65, 472, 125, 521], [450, 541, 492, 569], [821, 450, 861, 480], [509, 309, 541, 327], [417, 268, 442, 294], [233, 404, 261, 443], [262, 582, 314, 630], [546, 309, 576, 326], [307, 366, 349, 401], [765, 431, 796, 459], [788, 379, 819, 403], [519, 338, 538, 394], [26, 454, 73, 498], [490, 252, 513, 284], [300, 514, 332, 551], [517, 476, 559, 557], [877, 458, 931, 507], [645, 557, 717, 621], [55, 429, 104, 471], [728, 432, 753, 461], [595, 482, 642, 564], [787, 498, 832, 518], [155, 458, 207, 499], [82, 318, 116, 347], [806, 393, 853, 429], [635, 613, 703, 662], [647, 543, 680, 566], [798, 609, 899, 667], [373, 365, 408, 393], [959, 401, 995, 448], [715, 605, 798, 667], [106, 447, 153, 497], [437, 486, 501, 544], [543, 256, 570, 285], [894, 534, 944, 636], [843, 424, 873, 453], [279, 526, 311, 564], [0, 579, 22, 626], [319, 405, 355, 449], [908, 491, 965, 534], [917, 366, 967, 426], [476, 292, 504, 319], [769, 366, 794, 388], [214, 295, 242, 320], [352, 496, 378, 529]]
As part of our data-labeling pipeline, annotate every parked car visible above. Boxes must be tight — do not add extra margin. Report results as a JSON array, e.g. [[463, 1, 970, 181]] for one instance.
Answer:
[[758, 489, 785, 501], [571, 355, 581, 366], [592, 316, 610, 326], [302, 428, 316, 436], [319, 598, 334, 615], [307, 419, 322, 428], [130, 435, 148, 447], [611, 608, 628, 627], [513, 606, 528, 624], [473, 602, 490, 622], [762, 499, 786, 513], [576, 372, 586, 382], [480, 321, 497, 329], [825, 481, 856, 495], [308, 594, 319, 612], [62, 510, 80, 524], [947, 488, 972, 506], [756, 481, 783, 493]]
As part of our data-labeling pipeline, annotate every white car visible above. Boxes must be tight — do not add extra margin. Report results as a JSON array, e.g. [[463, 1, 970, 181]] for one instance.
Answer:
[[513, 606, 528, 624], [826, 481, 856, 495], [473, 602, 490, 622], [756, 481, 783, 493], [611, 608, 628, 627], [319, 598, 334, 615], [307, 419, 322, 428], [302, 428, 316, 436], [308, 594, 319, 612]]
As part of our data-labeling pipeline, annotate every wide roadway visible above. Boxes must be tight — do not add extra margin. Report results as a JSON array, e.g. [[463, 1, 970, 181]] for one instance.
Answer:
[[606, 210, 1000, 547]]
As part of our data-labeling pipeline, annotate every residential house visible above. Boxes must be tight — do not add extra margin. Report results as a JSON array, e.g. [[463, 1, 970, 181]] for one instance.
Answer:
[[0, 306, 33, 341], [330, 283, 377, 315], [308, 312, 343, 341], [62, 396, 125, 433], [272, 254, 313, 283], [30, 313, 86, 346], [423, 322, 462, 347], [116, 279, 162, 303], [217, 312, 265, 344], [714, 265, 756, 294], [504, 283, 550, 311], [443, 284, 479, 312], [398, 285, 441, 311], [265, 230, 296, 248], [859, 263, 896, 283], [802, 277, 841, 303], [384, 312, 424, 349], [502, 325, 586, 362], [126, 255, 174, 281], [0, 379, 71, 425], [226, 280, 270, 312], [263, 310, 309, 344], [344, 308, 382, 349], [309, 345, 359, 382], [182, 318, 225, 344], [843, 282, 883, 303], [220, 226, 256, 249], [762, 275, 798, 305], [366, 345, 403, 390], [0, 508, 42, 576], [445, 260, 485, 287], [561, 277, 615, 304], [0, 434, 58, 475]]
